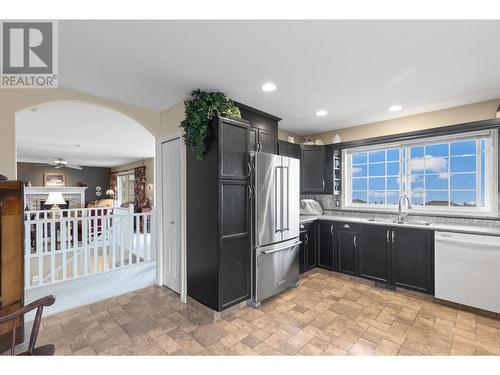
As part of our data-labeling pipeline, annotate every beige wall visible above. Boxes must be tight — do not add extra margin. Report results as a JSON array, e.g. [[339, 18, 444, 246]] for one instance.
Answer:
[[0, 88, 161, 180], [111, 158, 155, 201], [309, 98, 500, 144], [278, 128, 303, 143], [160, 100, 185, 137]]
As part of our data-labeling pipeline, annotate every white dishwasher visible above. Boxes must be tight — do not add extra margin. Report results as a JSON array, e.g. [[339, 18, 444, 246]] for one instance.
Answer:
[[435, 231, 500, 313]]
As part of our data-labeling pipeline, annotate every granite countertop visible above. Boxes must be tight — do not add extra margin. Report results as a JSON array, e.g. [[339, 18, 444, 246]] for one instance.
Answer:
[[300, 214, 500, 237]]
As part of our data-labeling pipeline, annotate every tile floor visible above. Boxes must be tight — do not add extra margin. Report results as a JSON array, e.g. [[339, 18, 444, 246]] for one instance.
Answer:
[[34, 269, 500, 355]]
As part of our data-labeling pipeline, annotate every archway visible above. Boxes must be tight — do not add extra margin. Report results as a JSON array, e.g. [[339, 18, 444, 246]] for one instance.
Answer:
[[16, 100, 158, 316]]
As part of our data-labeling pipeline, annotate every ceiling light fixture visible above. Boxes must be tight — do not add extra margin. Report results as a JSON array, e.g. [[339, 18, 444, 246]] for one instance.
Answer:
[[388, 105, 402, 112], [316, 110, 328, 117], [260, 82, 277, 92]]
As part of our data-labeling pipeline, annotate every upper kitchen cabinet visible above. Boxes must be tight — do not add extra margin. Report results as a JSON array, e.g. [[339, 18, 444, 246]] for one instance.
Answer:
[[278, 140, 301, 159], [301, 145, 325, 192], [324, 144, 334, 193], [236, 102, 280, 154], [300, 145, 334, 194], [218, 117, 250, 180]]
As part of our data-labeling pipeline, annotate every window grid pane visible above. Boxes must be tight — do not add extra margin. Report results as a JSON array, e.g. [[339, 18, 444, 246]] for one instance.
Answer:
[[348, 134, 490, 211]]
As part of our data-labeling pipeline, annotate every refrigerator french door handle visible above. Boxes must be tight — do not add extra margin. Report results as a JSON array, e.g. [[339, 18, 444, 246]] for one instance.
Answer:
[[282, 166, 289, 232], [274, 166, 283, 233]]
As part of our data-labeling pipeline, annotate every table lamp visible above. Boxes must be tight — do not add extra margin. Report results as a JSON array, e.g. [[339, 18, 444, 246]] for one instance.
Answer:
[[106, 189, 115, 199], [44, 192, 66, 210]]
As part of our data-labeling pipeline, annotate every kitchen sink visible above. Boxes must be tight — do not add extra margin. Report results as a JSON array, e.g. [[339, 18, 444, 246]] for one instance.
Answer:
[[366, 218, 432, 226], [365, 218, 393, 223], [394, 220, 432, 226]]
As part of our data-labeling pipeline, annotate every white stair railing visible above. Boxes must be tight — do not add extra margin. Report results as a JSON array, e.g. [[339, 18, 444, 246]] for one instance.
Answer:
[[24, 205, 155, 289]]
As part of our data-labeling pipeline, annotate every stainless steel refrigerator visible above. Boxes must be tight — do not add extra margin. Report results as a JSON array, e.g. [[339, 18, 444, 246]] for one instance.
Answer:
[[249, 152, 301, 307]]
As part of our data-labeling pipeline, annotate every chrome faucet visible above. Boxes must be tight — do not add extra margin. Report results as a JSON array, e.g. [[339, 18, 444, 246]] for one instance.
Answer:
[[398, 193, 412, 223]]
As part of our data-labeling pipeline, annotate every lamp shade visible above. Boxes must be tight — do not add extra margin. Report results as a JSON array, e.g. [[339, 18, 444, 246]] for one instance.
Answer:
[[44, 192, 66, 206]]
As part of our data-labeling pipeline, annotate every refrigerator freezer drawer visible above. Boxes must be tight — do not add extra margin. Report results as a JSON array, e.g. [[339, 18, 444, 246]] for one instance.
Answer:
[[254, 240, 300, 304]]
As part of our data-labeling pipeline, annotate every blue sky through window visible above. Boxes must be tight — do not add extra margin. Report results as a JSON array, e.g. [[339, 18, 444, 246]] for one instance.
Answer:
[[349, 135, 491, 210]]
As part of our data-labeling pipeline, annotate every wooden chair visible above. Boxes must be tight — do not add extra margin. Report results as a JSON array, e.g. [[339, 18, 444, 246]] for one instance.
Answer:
[[0, 295, 56, 356]]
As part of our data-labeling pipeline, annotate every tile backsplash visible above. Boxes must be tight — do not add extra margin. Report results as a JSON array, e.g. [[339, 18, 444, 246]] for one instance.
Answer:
[[301, 193, 500, 228]]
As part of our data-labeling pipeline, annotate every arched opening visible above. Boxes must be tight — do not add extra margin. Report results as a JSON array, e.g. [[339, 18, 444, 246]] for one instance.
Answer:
[[16, 101, 157, 315]]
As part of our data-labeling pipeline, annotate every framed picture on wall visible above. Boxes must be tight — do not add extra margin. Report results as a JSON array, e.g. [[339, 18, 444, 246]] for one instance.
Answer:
[[43, 173, 66, 187]]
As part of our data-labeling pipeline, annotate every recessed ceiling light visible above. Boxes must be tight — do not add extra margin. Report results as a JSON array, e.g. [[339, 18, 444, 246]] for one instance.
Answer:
[[316, 110, 328, 117], [260, 82, 277, 92], [388, 105, 402, 112]]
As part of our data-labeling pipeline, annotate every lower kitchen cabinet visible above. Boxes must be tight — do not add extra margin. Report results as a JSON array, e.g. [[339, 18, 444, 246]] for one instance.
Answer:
[[298, 219, 434, 295], [299, 222, 317, 273], [336, 224, 357, 275], [318, 221, 335, 269], [390, 227, 434, 294], [358, 225, 391, 283]]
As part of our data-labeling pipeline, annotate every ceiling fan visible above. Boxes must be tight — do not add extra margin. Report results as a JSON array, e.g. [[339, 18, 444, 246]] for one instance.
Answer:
[[33, 158, 83, 170]]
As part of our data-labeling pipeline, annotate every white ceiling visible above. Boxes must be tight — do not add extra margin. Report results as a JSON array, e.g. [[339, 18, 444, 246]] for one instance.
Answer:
[[16, 102, 155, 167], [59, 20, 500, 135]]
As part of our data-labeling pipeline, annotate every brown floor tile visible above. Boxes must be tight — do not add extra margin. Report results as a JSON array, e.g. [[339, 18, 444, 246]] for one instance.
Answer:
[[189, 324, 226, 347], [35, 270, 499, 356]]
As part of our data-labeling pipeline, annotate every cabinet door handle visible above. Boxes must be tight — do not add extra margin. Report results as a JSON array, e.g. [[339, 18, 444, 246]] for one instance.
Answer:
[[322, 179, 325, 190], [391, 230, 396, 243], [258, 142, 263, 152], [247, 185, 253, 199], [247, 162, 251, 176], [386, 230, 390, 243], [330, 224, 334, 236], [353, 235, 357, 247], [305, 233, 309, 244]]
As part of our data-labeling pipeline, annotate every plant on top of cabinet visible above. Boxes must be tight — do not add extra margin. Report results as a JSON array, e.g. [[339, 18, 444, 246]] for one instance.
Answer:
[[181, 89, 241, 160]]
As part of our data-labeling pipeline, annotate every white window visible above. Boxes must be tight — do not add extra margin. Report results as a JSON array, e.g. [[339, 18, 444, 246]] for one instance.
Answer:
[[343, 130, 498, 216], [117, 172, 135, 206]]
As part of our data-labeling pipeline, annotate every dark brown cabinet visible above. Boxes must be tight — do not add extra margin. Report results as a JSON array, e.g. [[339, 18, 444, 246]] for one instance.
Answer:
[[390, 227, 434, 294], [187, 115, 251, 312], [300, 145, 325, 192], [336, 223, 357, 275], [318, 221, 335, 270], [324, 144, 334, 194], [237, 102, 280, 155], [219, 180, 250, 309], [0, 181, 24, 353], [300, 145, 334, 194], [257, 129, 277, 154], [358, 225, 391, 283], [299, 222, 316, 273], [278, 140, 301, 159], [299, 219, 434, 295], [249, 127, 277, 153], [219, 118, 250, 179]]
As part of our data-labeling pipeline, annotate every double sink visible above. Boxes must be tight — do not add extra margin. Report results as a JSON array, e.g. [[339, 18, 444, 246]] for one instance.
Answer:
[[365, 217, 432, 227]]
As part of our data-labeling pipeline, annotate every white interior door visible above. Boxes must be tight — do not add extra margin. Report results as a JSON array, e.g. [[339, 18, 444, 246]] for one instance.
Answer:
[[162, 138, 181, 293]]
